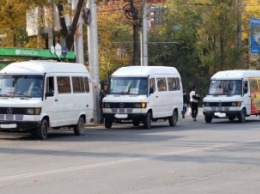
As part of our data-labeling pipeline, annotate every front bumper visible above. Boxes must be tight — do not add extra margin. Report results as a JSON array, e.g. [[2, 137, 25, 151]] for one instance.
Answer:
[[203, 110, 241, 118], [0, 121, 40, 132], [103, 113, 146, 121]]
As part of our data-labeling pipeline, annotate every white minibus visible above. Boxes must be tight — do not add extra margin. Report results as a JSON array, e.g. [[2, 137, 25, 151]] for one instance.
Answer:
[[203, 70, 260, 123], [0, 60, 93, 139], [102, 66, 183, 129]]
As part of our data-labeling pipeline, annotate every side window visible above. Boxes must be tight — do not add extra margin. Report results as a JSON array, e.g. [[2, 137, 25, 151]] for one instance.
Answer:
[[243, 81, 248, 94], [157, 78, 167, 92], [57, 76, 71, 93], [167, 78, 176, 91], [46, 76, 54, 92], [149, 78, 155, 93], [72, 77, 84, 93], [84, 77, 90, 93]]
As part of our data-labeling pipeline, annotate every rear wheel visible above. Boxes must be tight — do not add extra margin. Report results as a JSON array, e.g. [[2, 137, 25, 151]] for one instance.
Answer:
[[169, 111, 177, 126], [238, 109, 246, 123], [205, 116, 212, 123], [105, 118, 113, 129], [74, 116, 85, 135], [143, 112, 152, 129], [36, 118, 48, 140]]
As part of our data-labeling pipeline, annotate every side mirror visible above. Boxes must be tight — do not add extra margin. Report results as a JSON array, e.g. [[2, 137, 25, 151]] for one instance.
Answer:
[[45, 91, 54, 98]]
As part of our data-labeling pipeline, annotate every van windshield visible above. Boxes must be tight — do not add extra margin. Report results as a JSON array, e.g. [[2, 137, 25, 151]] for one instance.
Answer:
[[0, 74, 44, 98], [208, 80, 242, 96], [109, 77, 148, 95]]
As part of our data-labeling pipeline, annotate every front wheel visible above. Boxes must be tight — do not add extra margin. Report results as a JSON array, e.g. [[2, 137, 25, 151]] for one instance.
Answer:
[[205, 115, 212, 123], [238, 109, 246, 123], [169, 111, 177, 126], [36, 118, 48, 140], [143, 112, 152, 129], [74, 116, 85, 135], [105, 118, 113, 129]]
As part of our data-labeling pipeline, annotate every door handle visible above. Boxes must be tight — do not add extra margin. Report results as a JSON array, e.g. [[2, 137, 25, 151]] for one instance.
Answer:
[[55, 99, 58, 102]]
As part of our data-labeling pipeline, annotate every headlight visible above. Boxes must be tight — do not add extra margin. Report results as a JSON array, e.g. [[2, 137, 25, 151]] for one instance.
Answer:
[[26, 108, 41, 115], [134, 102, 147, 108], [204, 102, 210, 107], [103, 103, 110, 108], [231, 102, 241, 107]]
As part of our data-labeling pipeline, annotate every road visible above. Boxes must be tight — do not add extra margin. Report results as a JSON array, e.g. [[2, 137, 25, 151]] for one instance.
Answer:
[[0, 114, 260, 194]]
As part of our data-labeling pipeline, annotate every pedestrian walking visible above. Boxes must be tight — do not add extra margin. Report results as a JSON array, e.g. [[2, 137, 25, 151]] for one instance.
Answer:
[[189, 86, 200, 121], [182, 89, 190, 118]]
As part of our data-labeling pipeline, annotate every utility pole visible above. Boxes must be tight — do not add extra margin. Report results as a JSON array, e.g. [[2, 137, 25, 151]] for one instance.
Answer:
[[140, 0, 148, 66], [86, 0, 100, 124], [237, 0, 243, 68]]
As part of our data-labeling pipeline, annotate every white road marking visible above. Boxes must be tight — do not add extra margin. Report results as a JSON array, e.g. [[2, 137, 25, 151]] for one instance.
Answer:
[[0, 139, 258, 182]]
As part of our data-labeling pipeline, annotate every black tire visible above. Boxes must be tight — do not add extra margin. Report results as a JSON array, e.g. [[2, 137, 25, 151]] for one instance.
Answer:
[[169, 111, 177, 126], [238, 109, 246, 123], [132, 119, 140, 126], [74, 116, 85, 135], [205, 115, 212, 123], [36, 118, 48, 140], [228, 116, 236, 121], [143, 112, 152, 129], [105, 118, 113, 129]]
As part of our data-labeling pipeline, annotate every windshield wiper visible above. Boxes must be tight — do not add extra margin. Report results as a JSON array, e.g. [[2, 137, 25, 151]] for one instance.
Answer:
[[13, 92, 31, 98]]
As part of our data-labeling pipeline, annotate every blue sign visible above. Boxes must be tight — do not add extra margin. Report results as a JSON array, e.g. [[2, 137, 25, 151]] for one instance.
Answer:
[[250, 18, 260, 54], [62, 46, 68, 56]]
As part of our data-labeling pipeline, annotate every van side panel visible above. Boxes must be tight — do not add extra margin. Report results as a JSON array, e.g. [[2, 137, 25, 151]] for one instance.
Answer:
[[249, 77, 260, 114]]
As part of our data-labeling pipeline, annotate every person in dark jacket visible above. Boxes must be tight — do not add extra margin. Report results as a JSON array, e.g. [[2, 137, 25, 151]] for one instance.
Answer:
[[99, 81, 108, 124], [182, 89, 190, 118]]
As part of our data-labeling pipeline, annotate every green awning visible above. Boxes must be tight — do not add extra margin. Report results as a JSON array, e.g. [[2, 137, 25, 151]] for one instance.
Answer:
[[0, 47, 76, 60]]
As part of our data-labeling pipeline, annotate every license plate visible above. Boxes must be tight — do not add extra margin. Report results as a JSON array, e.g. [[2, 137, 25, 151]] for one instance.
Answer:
[[214, 112, 226, 117], [115, 114, 128, 119], [0, 123, 17, 128]]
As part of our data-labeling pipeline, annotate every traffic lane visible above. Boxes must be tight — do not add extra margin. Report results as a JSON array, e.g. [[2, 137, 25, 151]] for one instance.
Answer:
[[0, 116, 260, 193], [0, 115, 260, 167], [0, 131, 259, 193]]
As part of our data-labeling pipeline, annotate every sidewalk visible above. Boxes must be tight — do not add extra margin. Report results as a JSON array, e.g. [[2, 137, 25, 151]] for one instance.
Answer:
[[86, 107, 204, 127]]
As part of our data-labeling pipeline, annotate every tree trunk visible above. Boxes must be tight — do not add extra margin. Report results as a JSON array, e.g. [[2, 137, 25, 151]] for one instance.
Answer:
[[57, 0, 85, 51]]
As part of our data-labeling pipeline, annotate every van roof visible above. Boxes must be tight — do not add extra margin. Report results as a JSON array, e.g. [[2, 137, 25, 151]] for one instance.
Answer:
[[0, 60, 88, 74], [112, 66, 179, 77], [212, 70, 260, 79]]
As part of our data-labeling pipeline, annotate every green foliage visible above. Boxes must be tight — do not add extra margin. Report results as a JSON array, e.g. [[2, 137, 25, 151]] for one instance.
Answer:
[[97, 0, 132, 81], [147, 0, 247, 97]]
